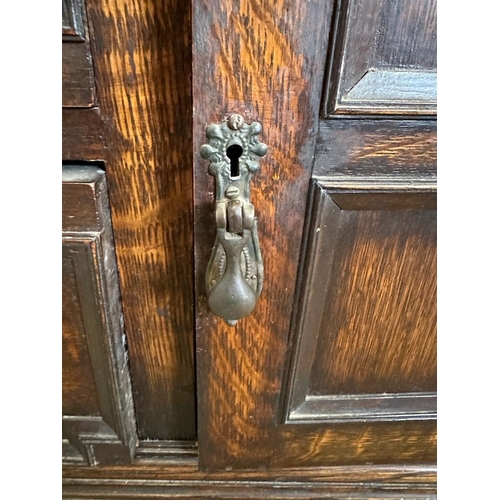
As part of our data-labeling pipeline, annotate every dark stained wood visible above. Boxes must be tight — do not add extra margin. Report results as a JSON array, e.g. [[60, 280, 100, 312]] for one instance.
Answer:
[[62, 0, 438, 492], [62, 166, 137, 465], [62, 166, 106, 231], [62, 252, 101, 416], [63, 458, 436, 498], [313, 120, 437, 179], [63, 440, 86, 465], [63, 481, 435, 499], [323, 0, 437, 115], [276, 421, 436, 467], [329, 191, 436, 211], [63, 0, 84, 39], [62, 108, 106, 160], [194, 0, 437, 471], [62, 0, 95, 107], [282, 180, 436, 426], [311, 207, 437, 395], [193, 0, 335, 470], [84, 0, 195, 440], [62, 43, 96, 107]]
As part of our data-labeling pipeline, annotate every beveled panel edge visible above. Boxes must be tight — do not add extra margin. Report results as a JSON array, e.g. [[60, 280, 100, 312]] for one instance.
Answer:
[[321, 0, 437, 117], [280, 178, 437, 426], [63, 415, 135, 466], [317, 176, 437, 192], [319, 176, 437, 211], [289, 392, 437, 424], [62, 0, 96, 107], [63, 0, 86, 41], [62, 240, 137, 465], [334, 69, 437, 116], [279, 180, 341, 420]]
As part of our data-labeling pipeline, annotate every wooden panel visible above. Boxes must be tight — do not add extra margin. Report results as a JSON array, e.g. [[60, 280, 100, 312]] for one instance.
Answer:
[[313, 119, 437, 178], [62, 108, 106, 161], [62, 43, 96, 107], [283, 180, 436, 425], [311, 209, 437, 396], [193, 0, 335, 470], [84, 0, 195, 440], [62, 0, 96, 107], [62, 253, 100, 416], [62, 166, 137, 465], [324, 0, 437, 115]]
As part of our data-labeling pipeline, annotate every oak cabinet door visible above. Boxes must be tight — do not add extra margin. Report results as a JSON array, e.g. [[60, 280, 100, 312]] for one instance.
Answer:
[[193, 0, 437, 470], [62, 0, 436, 480]]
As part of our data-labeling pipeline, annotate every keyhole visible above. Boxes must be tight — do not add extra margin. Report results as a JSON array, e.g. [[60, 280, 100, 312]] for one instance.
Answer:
[[226, 144, 243, 178]]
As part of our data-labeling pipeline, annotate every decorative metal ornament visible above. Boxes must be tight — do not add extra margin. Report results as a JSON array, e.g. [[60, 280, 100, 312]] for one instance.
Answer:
[[200, 114, 267, 326]]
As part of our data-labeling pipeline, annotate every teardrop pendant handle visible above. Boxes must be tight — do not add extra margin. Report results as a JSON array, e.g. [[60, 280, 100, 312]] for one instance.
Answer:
[[201, 114, 267, 326]]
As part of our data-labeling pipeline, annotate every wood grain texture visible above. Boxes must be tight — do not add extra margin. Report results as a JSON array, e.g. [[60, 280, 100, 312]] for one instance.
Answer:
[[310, 207, 437, 396], [282, 181, 436, 426], [85, 0, 195, 439], [273, 181, 436, 462], [313, 120, 437, 179], [323, 0, 437, 115], [63, 481, 435, 499], [193, 0, 335, 470], [194, 0, 437, 470], [62, 166, 137, 465], [276, 421, 436, 467], [62, 108, 106, 160], [62, 42, 96, 107], [63, 459, 436, 498], [62, 253, 101, 416]]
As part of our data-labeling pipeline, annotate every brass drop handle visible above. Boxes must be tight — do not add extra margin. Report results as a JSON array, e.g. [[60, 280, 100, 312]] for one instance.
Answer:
[[200, 114, 267, 326]]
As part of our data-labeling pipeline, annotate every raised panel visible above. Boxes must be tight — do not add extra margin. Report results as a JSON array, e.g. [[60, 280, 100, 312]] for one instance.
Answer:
[[324, 0, 437, 115], [62, 0, 96, 107], [62, 251, 100, 416], [283, 179, 436, 424], [62, 166, 137, 465]]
